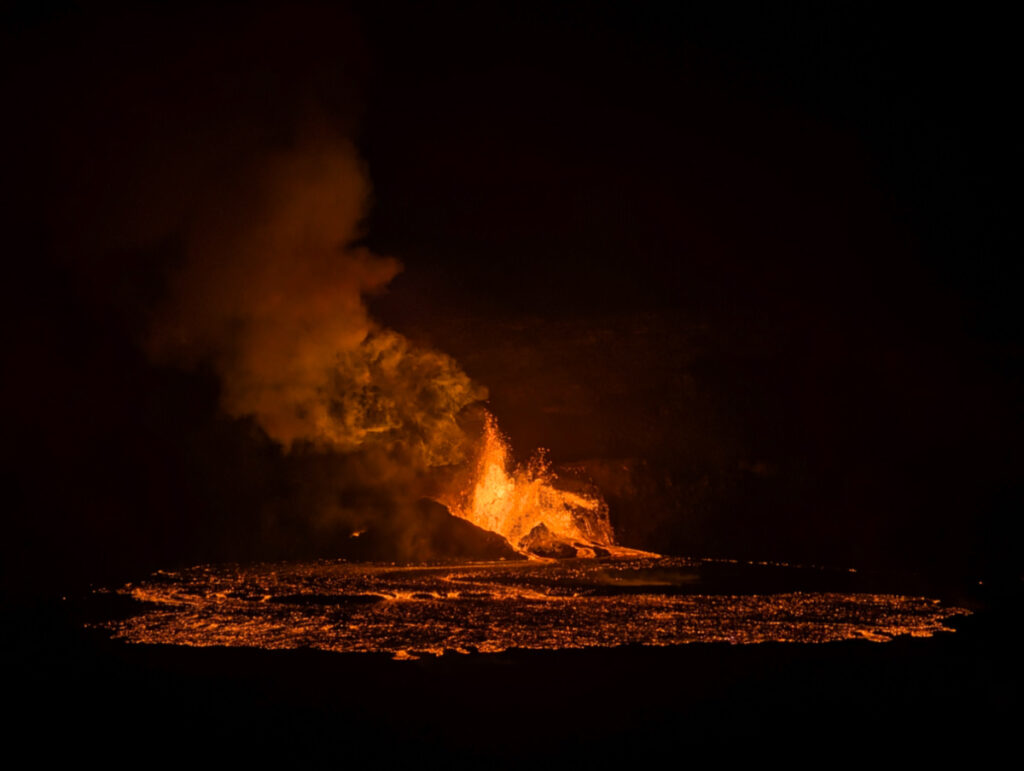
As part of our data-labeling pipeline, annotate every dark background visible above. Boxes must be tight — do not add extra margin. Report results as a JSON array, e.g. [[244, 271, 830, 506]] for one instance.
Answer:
[[2, 1, 1020, 600]]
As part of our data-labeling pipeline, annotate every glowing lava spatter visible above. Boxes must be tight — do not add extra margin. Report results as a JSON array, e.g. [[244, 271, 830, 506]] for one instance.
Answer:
[[440, 413, 618, 557]]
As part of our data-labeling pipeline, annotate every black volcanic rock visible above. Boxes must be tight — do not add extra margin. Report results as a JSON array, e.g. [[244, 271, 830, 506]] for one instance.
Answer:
[[519, 523, 579, 559], [410, 499, 523, 561]]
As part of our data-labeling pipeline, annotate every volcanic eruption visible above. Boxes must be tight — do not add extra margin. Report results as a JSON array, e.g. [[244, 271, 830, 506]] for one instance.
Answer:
[[439, 412, 624, 558], [135, 131, 621, 560]]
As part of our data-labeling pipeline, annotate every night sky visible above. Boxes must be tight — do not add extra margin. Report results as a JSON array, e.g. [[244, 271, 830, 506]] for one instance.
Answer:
[[3, 2, 1020, 599]]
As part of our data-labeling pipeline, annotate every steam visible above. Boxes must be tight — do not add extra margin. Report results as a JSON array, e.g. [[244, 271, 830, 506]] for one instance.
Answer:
[[20, 6, 491, 465], [14, 4, 539, 565], [147, 139, 484, 464], [326, 330, 486, 465], [11, 3, 501, 563]]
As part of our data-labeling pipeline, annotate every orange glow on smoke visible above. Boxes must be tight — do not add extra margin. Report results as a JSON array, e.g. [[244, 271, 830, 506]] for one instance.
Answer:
[[441, 413, 616, 557]]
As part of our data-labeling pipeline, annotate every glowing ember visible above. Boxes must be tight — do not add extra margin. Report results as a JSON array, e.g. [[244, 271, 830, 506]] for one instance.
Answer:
[[94, 558, 971, 659], [440, 413, 620, 557]]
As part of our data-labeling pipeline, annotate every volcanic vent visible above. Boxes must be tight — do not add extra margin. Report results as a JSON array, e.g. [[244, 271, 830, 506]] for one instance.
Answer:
[[438, 413, 631, 559]]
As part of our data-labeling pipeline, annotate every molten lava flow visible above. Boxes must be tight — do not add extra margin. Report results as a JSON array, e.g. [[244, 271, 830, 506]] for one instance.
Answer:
[[440, 413, 616, 557], [100, 559, 974, 657]]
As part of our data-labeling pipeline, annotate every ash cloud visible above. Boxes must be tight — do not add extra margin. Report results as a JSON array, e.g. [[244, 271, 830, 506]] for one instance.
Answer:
[[28, 5, 485, 466], [144, 138, 485, 464], [4, 5, 491, 589]]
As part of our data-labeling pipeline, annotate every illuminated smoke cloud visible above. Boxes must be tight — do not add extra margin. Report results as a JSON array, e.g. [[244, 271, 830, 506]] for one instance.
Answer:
[[325, 329, 486, 466], [18, 7, 489, 467], [147, 139, 485, 464]]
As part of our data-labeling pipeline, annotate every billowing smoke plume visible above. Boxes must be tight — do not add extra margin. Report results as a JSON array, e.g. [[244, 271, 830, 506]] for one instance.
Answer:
[[21, 5, 486, 469], [146, 139, 485, 465], [7, 5, 496, 570]]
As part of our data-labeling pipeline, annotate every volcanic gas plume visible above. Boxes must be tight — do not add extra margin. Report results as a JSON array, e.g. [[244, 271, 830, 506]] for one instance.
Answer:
[[146, 136, 617, 557], [148, 141, 477, 465]]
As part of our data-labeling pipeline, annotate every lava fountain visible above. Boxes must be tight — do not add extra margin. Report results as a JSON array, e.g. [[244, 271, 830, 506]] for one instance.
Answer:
[[438, 412, 632, 559]]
